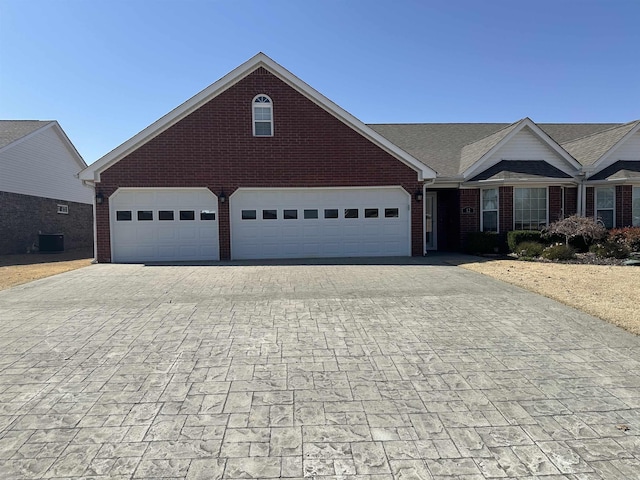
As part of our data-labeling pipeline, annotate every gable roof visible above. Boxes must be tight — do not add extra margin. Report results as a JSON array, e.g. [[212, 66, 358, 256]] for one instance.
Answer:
[[370, 122, 624, 178], [459, 121, 521, 173], [468, 160, 573, 182], [0, 120, 52, 150], [588, 160, 640, 181], [81, 53, 436, 182], [561, 120, 640, 167]]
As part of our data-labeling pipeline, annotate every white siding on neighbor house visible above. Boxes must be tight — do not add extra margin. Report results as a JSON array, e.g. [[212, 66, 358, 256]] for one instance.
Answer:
[[597, 130, 640, 170], [470, 126, 577, 178], [0, 125, 91, 204]]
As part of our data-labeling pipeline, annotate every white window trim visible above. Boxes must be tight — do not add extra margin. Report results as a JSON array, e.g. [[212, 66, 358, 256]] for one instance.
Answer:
[[595, 186, 616, 228], [252, 94, 273, 137], [513, 186, 549, 231], [480, 188, 499, 232], [57, 204, 69, 215]]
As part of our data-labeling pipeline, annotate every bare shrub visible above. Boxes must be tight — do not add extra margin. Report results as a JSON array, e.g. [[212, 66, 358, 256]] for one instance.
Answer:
[[543, 215, 607, 246]]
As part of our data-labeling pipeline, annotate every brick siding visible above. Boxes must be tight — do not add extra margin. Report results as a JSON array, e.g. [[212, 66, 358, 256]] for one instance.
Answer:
[[96, 68, 423, 261], [459, 189, 480, 244], [0, 191, 93, 255]]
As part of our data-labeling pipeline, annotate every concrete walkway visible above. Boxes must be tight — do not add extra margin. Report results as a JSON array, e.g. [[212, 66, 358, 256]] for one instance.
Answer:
[[1, 258, 639, 479]]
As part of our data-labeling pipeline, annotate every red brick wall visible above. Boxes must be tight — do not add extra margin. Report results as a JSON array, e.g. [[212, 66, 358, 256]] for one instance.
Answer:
[[564, 187, 578, 217], [459, 189, 480, 244], [617, 185, 633, 227], [585, 187, 594, 218], [96, 68, 423, 261], [549, 186, 563, 223], [498, 186, 513, 233]]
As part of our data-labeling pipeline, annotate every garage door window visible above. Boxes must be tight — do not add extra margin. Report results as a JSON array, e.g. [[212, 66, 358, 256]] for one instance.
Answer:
[[284, 209, 298, 219], [116, 210, 132, 221], [345, 209, 359, 219], [365, 208, 379, 218], [242, 210, 257, 220], [385, 208, 399, 218], [200, 211, 216, 221], [263, 209, 277, 220], [324, 209, 338, 219], [159, 210, 174, 221], [180, 210, 195, 221], [304, 209, 318, 219]]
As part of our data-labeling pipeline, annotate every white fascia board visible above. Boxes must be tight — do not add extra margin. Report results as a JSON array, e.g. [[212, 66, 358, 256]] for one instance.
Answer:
[[589, 121, 640, 172], [81, 53, 435, 182], [463, 177, 578, 187], [462, 118, 582, 180]]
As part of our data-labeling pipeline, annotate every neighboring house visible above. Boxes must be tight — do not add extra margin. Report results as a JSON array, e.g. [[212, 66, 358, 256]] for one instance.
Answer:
[[79, 53, 640, 263], [0, 120, 93, 254]]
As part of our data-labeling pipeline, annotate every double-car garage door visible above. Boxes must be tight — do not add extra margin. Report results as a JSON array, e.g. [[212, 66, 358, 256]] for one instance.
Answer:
[[110, 187, 411, 262], [230, 187, 410, 259]]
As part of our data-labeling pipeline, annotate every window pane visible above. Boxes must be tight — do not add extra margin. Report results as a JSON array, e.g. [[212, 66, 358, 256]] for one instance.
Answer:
[[255, 122, 272, 136], [242, 210, 256, 220], [137, 210, 153, 221], [633, 187, 640, 227], [482, 188, 498, 210], [364, 208, 378, 218], [596, 187, 615, 209], [597, 209, 614, 229], [159, 210, 174, 220], [384, 208, 399, 218], [284, 209, 298, 219], [303, 209, 318, 219], [262, 209, 277, 220], [200, 211, 215, 221], [483, 211, 498, 232], [344, 208, 358, 219], [514, 187, 546, 230], [180, 210, 195, 221], [324, 209, 338, 219], [116, 210, 132, 221]]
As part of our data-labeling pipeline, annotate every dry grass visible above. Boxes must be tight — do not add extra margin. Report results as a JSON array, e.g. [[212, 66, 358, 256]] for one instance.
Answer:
[[0, 248, 93, 291], [459, 258, 640, 335]]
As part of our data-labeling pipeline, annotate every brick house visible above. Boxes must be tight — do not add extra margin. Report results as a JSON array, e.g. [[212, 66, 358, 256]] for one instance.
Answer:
[[0, 121, 93, 254], [80, 54, 640, 262]]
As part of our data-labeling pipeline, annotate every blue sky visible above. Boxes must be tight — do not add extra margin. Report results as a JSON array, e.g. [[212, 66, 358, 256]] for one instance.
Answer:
[[1, 0, 639, 164]]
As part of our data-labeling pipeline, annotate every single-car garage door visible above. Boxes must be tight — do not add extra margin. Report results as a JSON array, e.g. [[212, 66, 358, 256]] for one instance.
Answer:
[[110, 188, 219, 262], [230, 187, 411, 259]]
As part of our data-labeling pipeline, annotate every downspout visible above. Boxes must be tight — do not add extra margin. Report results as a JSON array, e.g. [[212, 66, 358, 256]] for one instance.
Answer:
[[576, 173, 586, 216], [561, 186, 565, 219], [83, 179, 98, 263]]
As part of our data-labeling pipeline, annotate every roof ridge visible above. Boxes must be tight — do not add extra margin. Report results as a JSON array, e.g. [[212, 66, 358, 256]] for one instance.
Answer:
[[561, 120, 638, 145], [460, 118, 523, 150]]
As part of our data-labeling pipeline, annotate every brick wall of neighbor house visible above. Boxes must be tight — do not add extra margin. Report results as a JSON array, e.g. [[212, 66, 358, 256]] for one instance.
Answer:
[[96, 67, 423, 262], [459, 189, 480, 244], [498, 186, 513, 233], [0, 191, 93, 255], [617, 185, 633, 227]]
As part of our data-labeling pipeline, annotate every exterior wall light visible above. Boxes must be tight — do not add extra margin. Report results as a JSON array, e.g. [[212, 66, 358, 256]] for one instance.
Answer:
[[219, 189, 226, 203], [414, 190, 423, 202], [96, 192, 104, 205]]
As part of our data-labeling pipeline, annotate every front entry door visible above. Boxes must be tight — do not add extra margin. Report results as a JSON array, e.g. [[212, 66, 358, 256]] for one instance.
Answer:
[[425, 192, 437, 250]]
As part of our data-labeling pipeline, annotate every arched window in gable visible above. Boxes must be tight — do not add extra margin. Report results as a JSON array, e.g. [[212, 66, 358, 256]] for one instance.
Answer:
[[252, 95, 273, 137]]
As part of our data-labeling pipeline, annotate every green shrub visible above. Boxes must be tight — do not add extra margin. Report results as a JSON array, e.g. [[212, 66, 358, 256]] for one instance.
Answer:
[[507, 230, 543, 252], [608, 227, 640, 252], [515, 241, 544, 258], [541, 244, 576, 261], [589, 240, 630, 259], [465, 232, 499, 254]]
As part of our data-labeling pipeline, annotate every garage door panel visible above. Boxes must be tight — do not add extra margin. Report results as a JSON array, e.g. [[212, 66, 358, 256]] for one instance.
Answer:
[[230, 188, 410, 260], [111, 188, 219, 262]]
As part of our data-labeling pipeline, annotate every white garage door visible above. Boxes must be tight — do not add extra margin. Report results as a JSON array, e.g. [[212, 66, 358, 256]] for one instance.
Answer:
[[230, 187, 411, 260], [110, 188, 219, 262]]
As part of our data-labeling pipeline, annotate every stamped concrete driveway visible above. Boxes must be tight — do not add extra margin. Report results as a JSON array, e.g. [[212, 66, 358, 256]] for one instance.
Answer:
[[1, 258, 640, 479]]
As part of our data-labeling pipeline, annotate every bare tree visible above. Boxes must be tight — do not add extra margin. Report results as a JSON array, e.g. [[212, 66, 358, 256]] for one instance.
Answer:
[[543, 215, 607, 246]]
